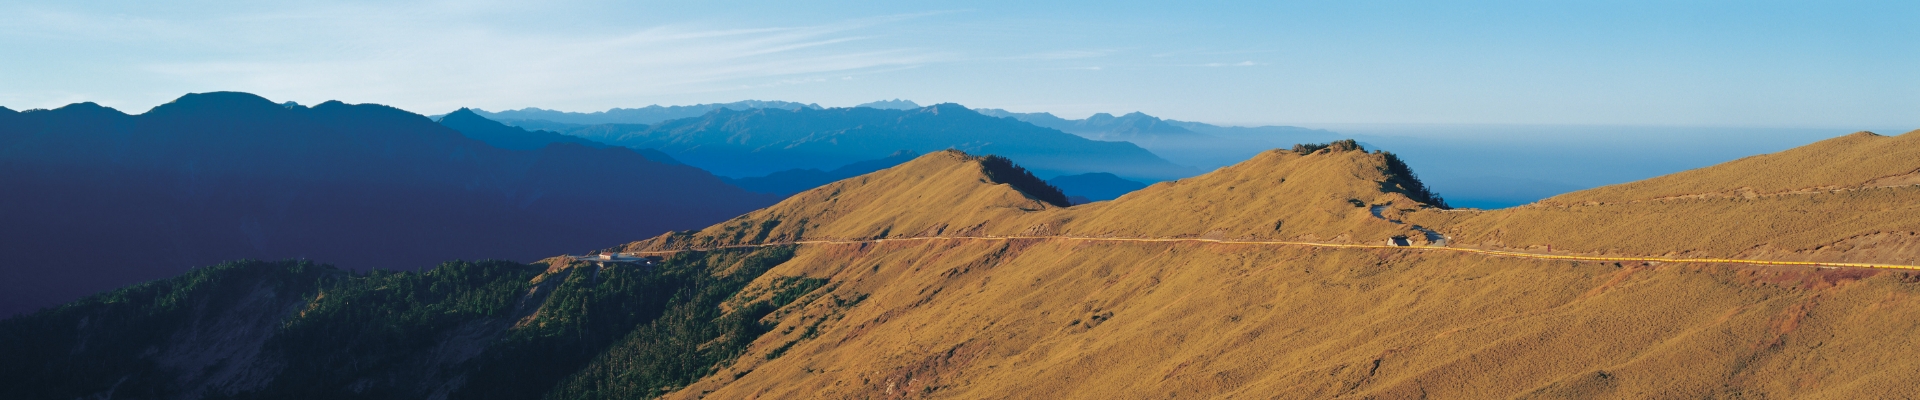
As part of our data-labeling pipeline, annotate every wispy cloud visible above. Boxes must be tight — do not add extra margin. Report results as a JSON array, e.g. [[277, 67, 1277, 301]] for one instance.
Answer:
[[1185, 61, 1260, 67], [5, 3, 951, 113]]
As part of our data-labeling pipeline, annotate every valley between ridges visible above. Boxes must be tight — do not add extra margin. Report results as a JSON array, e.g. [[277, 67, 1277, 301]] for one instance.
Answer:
[[599, 235, 1920, 271]]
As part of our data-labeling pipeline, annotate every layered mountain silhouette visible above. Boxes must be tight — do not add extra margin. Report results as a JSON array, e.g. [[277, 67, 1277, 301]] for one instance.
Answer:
[[977, 108, 1337, 168], [433, 108, 603, 150], [551, 104, 1198, 180], [7, 130, 1920, 399], [460, 100, 821, 125], [0, 92, 777, 317], [436, 108, 685, 165], [724, 150, 921, 196]]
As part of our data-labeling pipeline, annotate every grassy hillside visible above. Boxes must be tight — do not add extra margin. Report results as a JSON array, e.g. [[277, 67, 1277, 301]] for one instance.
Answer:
[[594, 133, 1920, 398], [664, 240, 1920, 399], [1414, 130, 1920, 264], [1542, 130, 1920, 205], [628, 142, 1445, 254]]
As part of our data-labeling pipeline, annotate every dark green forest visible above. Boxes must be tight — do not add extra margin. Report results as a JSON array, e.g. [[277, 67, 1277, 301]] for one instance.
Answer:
[[0, 246, 817, 400]]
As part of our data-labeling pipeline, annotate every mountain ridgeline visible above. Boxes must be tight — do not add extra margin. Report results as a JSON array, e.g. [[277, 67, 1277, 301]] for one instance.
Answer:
[[977, 107, 1339, 168], [723, 150, 921, 196], [0, 92, 777, 317], [547, 104, 1198, 181], [7, 121, 1920, 399], [462, 100, 822, 125]]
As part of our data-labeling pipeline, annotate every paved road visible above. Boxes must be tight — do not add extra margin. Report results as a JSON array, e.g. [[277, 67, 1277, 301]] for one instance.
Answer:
[[623, 235, 1920, 271]]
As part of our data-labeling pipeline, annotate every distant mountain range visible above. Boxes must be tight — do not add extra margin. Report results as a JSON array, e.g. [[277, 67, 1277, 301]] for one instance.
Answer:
[[975, 108, 1337, 168], [853, 99, 922, 110], [461, 98, 1329, 171], [435, 108, 604, 150], [725, 150, 922, 196], [461, 100, 821, 125], [0, 92, 777, 317], [545, 104, 1198, 181], [1047, 172, 1149, 204], [436, 108, 686, 165]]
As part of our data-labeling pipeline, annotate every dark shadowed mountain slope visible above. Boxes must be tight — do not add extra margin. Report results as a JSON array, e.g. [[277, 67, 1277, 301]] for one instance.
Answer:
[[977, 108, 1337, 168], [725, 150, 921, 196], [464, 100, 821, 125], [557, 104, 1197, 181], [0, 250, 806, 400], [0, 92, 776, 317], [1047, 172, 1148, 203]]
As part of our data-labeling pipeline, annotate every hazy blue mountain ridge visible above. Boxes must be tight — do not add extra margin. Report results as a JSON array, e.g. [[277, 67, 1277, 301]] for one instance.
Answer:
[[464, 100, 822, 125], [437, 108, 603, 151], [976, 108, 1337, 168], [726, 150, 922, 196], [853, 99, 922, 110], [549, 104, 1198, 181], [0, 92, 776, 317], [438, 108, 685, 165]]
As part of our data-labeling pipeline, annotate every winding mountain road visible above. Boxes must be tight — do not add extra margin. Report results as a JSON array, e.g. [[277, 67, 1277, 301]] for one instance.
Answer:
[[620, 235, 1920, 272]]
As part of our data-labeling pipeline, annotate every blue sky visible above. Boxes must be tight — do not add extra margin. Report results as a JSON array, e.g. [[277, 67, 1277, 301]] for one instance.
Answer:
[[3, 0, 1915, 128]]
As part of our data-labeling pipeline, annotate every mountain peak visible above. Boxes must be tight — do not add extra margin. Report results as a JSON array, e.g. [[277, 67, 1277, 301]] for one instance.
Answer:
[[145, 91, 282, 116], [440, 107, 486, 121], [1049, 142, 1447, 242], [437, 107, 607, 151], [625, 150, 1067, 251], [627, 140, 1444, 252], [911, 102, 975, 115], [41, 101, 131, 118], [854, 99, 922, 110]]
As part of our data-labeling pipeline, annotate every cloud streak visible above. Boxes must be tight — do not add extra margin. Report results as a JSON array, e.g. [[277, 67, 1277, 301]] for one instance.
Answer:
[[4, 3, 950, 113]]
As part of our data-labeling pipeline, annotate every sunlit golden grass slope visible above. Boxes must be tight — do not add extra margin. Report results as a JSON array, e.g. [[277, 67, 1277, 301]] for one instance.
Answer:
[[1412, 130, 1920, 264], [1050, 149, 1436, 243], [1546, 130, 1920, 204], [591, 131, 1920, 398], [623, 147, 1440, 254], [673, 241, 1920, 399]]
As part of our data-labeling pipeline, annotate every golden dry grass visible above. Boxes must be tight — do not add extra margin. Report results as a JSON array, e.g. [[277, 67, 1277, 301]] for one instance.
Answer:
[[625, 147, 1442, 255], [1412, 129, 1920, 265], [599, 130, 1920, 399], [1543, 130, 1920, 205], [669, 241, 1920, 399]]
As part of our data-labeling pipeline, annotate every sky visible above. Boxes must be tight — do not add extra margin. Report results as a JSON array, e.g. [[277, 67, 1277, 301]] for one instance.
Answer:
[[2, 0, 1916, 128]]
